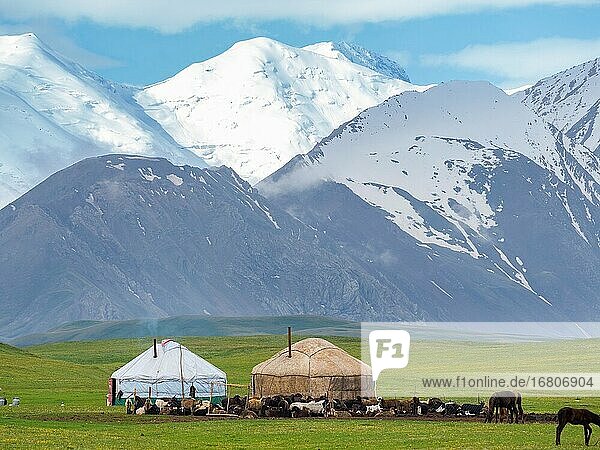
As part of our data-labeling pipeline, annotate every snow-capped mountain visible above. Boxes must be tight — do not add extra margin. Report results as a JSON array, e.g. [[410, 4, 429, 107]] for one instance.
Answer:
[[0, 33, 418, 207], [0, 33, 203, 208], [260, 80, 600, 315], [304, 41, 410, 82], [136, 37, 424, 184], [518, 58, 600, 153], [0, 153, 572, 338], [0, 154, 424, 338]]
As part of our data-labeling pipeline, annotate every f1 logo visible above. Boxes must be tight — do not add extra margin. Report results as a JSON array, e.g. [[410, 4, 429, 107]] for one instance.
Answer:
[[369, 330, 411, 381]]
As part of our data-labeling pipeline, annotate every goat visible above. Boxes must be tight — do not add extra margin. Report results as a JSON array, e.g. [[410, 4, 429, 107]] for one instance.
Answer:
[[290, 399, 328, 418]]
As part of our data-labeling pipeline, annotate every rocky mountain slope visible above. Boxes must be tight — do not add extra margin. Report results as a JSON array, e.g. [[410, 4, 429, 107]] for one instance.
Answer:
[[260, 80, 600, 318], [0, 155, 414, 338], [518, 57, 600, 154], [0, 152, 568, 339]]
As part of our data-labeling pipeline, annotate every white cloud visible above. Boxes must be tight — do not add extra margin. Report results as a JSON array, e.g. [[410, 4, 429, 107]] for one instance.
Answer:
[[0, 0, 595, 33], [421, 37, 600, 87]]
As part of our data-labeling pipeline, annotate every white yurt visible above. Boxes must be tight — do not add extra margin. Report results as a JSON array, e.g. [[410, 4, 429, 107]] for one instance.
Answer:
[[108, 339, 227, 405]]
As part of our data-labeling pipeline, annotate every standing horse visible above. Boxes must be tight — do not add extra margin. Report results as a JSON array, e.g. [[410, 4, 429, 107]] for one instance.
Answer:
[[556, 407, 600, 446], [485, 391, 523, 423]]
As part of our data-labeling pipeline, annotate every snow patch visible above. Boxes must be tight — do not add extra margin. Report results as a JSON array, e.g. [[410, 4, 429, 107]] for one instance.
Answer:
[[430, 280, 453, 299], [139, 167, 161, 182], [106, 161, 125, 171], [137, 217, 146, 235], [166, 173, 183, 186]]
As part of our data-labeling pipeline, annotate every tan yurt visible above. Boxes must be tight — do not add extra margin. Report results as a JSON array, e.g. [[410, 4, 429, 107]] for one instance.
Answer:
[[251, 337, 374, 400]]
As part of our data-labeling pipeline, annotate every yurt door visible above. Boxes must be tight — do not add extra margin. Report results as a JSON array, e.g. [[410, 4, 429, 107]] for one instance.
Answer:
[[107, 378, 116, 406]]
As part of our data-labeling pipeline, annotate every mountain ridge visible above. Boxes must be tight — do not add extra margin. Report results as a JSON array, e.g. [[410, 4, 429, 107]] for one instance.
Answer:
[[0, 33, 416, 207], [136, 36, 424, 184], [259, 79, 600, 315]]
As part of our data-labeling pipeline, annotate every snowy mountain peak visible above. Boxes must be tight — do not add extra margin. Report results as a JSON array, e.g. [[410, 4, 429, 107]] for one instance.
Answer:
[[137, 37, 425, 184], [0, 32, 59, 63], [262, 79, 568, 255], [0, 32, 42, 49], [261, 77, 600, 313], [304, 41, 410, 82], [0, 33, 425, 207], [228, 36, 292, 52], [0, 33, 200, 208], [518, 57, 600, 152]]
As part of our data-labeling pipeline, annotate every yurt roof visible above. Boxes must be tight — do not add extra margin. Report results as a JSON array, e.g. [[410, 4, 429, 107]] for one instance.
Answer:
[[111, 339, 226, 383], [251, 337, 371, 378]]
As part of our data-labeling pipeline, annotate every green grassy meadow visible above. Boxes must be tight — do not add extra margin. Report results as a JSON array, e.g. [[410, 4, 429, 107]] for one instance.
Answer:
[[1, 336, 599, 449]]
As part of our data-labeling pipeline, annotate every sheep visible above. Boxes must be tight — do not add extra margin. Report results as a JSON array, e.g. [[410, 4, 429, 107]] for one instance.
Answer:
[[366, 404, 382, 415], [374, 409, 396, 418], [135, 398, 152, 415], [247, 397, 262, 414], [240, 409, 258, 419], [290, 399, 328, 418], [193, 400, 211, 416], [155, 399, 168, 409], [332, 410, 353, 418]]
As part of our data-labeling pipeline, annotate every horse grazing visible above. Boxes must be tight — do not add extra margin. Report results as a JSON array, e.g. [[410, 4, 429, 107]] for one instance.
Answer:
[[486, 391, 523, 424], [556, 407, 600, 446]]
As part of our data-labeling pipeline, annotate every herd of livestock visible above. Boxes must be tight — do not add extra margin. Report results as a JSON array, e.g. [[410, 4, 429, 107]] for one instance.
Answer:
[[126, 390, 524, 422]]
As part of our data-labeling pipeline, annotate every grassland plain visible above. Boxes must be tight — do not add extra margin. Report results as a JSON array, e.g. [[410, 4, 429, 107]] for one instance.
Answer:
[[0, 336, 599, 449]]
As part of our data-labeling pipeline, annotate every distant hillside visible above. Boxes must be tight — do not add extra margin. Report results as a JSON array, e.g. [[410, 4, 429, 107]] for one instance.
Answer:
[[10, 315, 359, 347]]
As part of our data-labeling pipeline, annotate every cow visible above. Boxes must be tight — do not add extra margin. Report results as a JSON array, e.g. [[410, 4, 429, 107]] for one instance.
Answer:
[[461, 402, 485, 416]]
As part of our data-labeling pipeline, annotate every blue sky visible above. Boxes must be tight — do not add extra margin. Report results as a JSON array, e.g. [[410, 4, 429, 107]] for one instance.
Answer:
[[0, 1, 598, 88]]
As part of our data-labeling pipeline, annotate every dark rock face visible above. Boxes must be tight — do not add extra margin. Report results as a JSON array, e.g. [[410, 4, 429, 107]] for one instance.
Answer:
[[0, 155, 414, 338], [1, 143, 599, 338], [258, 82, 600, 326]]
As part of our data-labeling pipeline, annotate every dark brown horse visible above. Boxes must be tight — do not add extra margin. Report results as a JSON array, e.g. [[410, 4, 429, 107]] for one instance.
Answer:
[[485, 391, 524, 423], [556, 407, 600, 446]]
